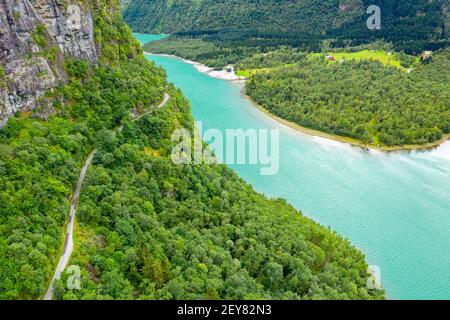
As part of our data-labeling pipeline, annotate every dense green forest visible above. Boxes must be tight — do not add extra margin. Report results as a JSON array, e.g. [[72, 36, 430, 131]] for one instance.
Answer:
[[125, 0, 449, 53], [0, 1, 384, 300], [246, 49, 450, 147]]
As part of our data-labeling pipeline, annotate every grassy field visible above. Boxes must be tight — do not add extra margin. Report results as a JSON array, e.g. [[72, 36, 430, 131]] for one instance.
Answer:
[[236, 68, 270, 77], [236, 64, 297, 77], [237, 50, 412, 77], [311, 50, 410, 70]]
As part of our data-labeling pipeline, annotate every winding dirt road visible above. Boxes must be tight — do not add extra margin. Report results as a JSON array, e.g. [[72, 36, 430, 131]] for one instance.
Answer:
[[43, 93, 170, 300]]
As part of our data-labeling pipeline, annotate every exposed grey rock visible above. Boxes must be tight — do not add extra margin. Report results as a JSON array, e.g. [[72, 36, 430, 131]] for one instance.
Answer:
[[0, 0, 98, 126], [30, 0, 98, 62]]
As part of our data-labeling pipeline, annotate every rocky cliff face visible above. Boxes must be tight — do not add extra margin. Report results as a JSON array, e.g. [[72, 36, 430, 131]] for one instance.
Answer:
[[0, 0, 98, 126]]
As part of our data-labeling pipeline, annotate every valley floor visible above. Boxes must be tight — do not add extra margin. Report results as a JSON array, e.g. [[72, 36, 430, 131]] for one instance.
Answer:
[[143, 38, 450, 153]]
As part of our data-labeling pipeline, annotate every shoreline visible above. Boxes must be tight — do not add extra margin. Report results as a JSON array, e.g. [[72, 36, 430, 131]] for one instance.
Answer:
[[145, 52, 450, 153], [242, 89, 450, 153], [144, 52, 247, 81]]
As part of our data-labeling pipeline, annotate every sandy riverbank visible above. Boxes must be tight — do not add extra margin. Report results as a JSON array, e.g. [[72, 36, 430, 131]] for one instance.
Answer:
[[144, 52, 247, 81]]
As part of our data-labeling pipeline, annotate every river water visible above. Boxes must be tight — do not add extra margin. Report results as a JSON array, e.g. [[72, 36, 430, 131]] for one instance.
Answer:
[[135, 33, 450, 300]]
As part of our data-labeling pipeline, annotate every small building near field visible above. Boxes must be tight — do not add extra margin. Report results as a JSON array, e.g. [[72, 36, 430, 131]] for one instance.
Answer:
[[420, 51, 433, 63], [339, 4, 348, 12]]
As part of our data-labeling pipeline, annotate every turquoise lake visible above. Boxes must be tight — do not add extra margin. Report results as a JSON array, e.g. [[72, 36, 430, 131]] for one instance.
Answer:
[[135, 33, 450, 300]]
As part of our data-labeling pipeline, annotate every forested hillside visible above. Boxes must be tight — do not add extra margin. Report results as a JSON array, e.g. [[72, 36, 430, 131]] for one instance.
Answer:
[[124, 0, 449, 53], [0, 0, 383, 300], [0, 0, 162, 298]]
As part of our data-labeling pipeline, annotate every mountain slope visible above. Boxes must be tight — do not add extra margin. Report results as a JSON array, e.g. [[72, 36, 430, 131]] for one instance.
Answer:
[[0, 0, 151, 299], [124, 0, 449, 51]]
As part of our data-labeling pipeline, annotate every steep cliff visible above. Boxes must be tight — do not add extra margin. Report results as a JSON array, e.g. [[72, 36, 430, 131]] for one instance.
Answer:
[[0, 0, 98, 126]]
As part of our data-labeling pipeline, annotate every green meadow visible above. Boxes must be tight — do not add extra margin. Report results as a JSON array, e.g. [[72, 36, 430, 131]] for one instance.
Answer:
[[311, 50, 412, 70]]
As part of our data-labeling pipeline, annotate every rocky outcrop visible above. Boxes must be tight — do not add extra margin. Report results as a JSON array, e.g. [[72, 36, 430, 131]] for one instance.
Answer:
[[0, 0, 98, 126], [30, 0, 97, 62]]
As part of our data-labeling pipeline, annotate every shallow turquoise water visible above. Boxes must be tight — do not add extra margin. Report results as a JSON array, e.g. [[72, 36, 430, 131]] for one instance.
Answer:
[[136, 35, 450, 300], [134, 33, 168, 44]]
